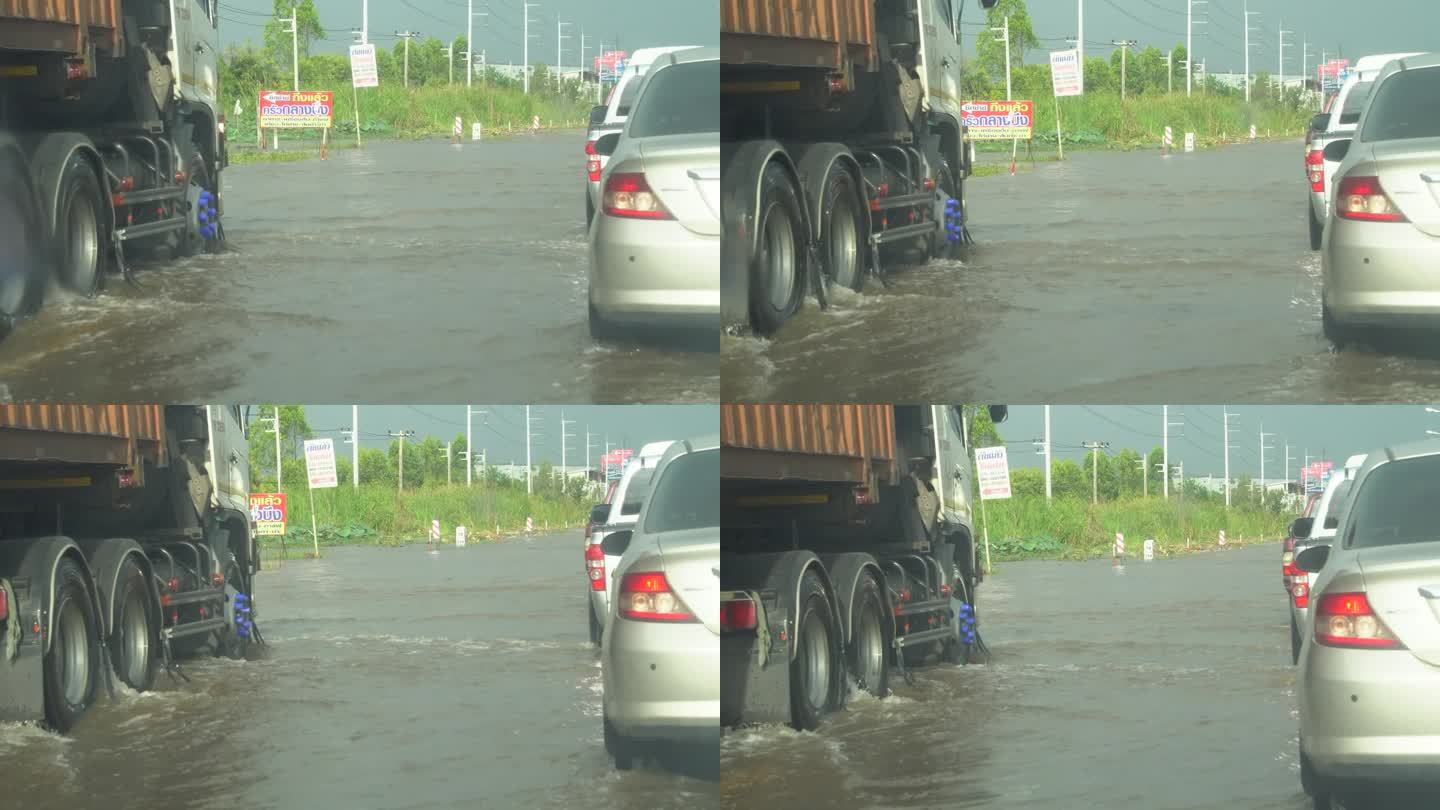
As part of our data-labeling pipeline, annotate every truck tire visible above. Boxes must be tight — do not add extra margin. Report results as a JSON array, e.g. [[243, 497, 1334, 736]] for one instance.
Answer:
[[750, 162, 806, 335], [791, 569, 843, 731], [818, 162, 865, 292], [849, 573, 889, 698], [0, 134, 47, 332], [110, 558, 158, 691], [43, 558, 101, 732], [50, 149, 108, 296]]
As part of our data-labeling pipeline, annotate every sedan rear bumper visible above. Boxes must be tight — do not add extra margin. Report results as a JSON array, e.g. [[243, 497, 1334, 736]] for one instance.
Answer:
[[604, 617, 719, 737], [1323, 216, 1440, 325], [589, 215, 719, 323], [1301, 646, 1440, 775]]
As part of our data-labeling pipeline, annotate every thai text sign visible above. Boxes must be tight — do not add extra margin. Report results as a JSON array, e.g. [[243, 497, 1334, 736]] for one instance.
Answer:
[[1050, 50, 1083, 97], [975, 446, 1013, 501], [258, 90, 334, 129], [249, 493, 287, 536], [960, 100, 1035, 140]]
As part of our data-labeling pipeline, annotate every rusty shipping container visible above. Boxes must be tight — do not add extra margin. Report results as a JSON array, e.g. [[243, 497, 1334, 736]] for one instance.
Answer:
[[0, 404, 166, 470], [0, 0, 122, 56], [721, 0, 876, 72], [721, 403, 895, 485]]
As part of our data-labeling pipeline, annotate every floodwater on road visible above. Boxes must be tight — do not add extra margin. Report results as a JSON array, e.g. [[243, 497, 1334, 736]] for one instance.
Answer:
[[0, 534, 718, 810], [721, 544, 1416, 810], [721, 140, 1440, 403], [0, 135, 717, 403]]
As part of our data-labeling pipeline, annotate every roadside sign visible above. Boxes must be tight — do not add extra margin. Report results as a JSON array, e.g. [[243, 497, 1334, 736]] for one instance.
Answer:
[[975, 446, 1012, 500], [602, 448, 633, 481], [456, 525, 467, 547], [303, 438, 338, 489], [1049, 49, 1083, 97], [960, 100, 1035, 140], [472, 122, 483, 141], [258, 90, 334, 129], [349, 44, 379, 88], [1184, 132, 1196, 152], [249, 493, 287, 536], [1143, 538, 1155, 561]]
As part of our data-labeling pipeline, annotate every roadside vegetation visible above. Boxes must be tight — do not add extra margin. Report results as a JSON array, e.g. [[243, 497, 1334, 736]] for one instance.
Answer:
[[248, 405, 590, 552], [218, 0, 592, 144], [965, 0, 1314, 151]]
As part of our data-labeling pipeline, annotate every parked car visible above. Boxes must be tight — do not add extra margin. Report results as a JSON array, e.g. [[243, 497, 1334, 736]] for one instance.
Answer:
[[601, 436, 719, 770], [587, 441, 674, 645], [1320, 52, 1440, 346], [1286, 454, 1367, 664], [1281, 491, 1322, 593], [587, 46, 719, 340], [584, 45, 701, 227], [1295, 441, 1440, 807], [1305, 52, 1424, 250]]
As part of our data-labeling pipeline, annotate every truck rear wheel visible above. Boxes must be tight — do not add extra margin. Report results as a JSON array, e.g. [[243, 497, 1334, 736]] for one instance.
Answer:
[[849, 573, 889, 698], [43, 558, 101, 732], [32, 134, 109, 297], [0, 135, 47, 330], [750, 162, 805, 335], [818, 163, 864, 291], [791, 569, 843, 730], [111, 558, 158, 691]]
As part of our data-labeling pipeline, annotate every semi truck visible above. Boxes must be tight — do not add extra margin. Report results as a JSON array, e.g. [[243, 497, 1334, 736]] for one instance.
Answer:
[[720, 403, 1005, 730], [0, 405, 258, 732], [720, 0, 999, 335], [0, 0, 227, 333]]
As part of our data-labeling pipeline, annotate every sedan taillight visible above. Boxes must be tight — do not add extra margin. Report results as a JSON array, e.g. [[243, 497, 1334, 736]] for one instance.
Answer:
[[585, 542, 605, 592], [618, 571, 695, 622], [1336, 175, 1408, 223], [1314, 591, 1404, 649], [1305, 149, 1324, 192], [603, 172, 673, 220]]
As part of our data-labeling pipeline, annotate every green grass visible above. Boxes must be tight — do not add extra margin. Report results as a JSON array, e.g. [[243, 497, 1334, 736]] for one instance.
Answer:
[[223, 82, 592, 143], [979, 495, 1289, 562], [973, 94, 1311, 152], [261, 483, 588, 553]]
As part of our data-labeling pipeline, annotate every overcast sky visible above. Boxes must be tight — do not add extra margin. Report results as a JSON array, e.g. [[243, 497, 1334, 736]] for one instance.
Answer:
[[255, 404, 715, 466], [216, 0, 718, 65], [1000, 405, 1440, 480], [994, 0, 1438, 73]]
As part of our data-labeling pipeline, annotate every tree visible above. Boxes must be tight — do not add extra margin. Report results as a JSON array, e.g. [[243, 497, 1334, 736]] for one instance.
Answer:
[[969, 405, 1004, 448], [359, 447, 394, 487], [248, 405, 312, 490], [974, 0, 1041, 88], [1012, 467, 1045, 498], [1052, 459, 1086, 499], [262, 0, 325, 78]]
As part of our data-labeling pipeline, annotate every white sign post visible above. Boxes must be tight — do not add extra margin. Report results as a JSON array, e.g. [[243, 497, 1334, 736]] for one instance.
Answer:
[[456, 525, 467, 547], [303, 438, 338, 558], [1049, 49, 1083, 161], [472, 122, 483, 141], [975, 446, 1012, 575], [1143, 537, 1155, 561], [348, 44, 379, 148], [1184, 132, 1196, 153]]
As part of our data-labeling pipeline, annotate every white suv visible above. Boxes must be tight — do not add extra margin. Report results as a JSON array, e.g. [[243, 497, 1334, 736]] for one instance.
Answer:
[[585, 440, 674, 644]]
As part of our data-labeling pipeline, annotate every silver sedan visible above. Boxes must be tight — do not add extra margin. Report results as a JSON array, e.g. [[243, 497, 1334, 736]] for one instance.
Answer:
[[1295, 441, 1440, 807], [1321, 52, 1440, 345], [588, 48, 719, 340]]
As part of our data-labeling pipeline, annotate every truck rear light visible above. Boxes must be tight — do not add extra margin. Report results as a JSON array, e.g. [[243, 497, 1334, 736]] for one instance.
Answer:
[[117, 469, 137, 488], [721, 597, 757, 632], [923, 178, 936, 191], [1306, 149, 1324, 192], [1315, 591, 1403, 649], [602, 172, 672, 219], [1336, 176, 1408, 222], [585, 542, 605, 591], [0, 587, 7, 621], [167, 577, 180, 592], [618, 571, 695, 622], [1292, 580, 1309, 609]]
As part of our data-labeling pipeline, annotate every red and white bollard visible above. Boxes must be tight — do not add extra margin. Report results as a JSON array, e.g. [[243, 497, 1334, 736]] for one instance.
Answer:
[[1162, 126, 1173, 156], [525, 516, 534, 533]]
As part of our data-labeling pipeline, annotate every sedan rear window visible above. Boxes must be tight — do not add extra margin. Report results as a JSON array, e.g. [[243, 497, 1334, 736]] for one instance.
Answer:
[[1360, 67, 1440, 142], [1344, 456, 1440, 548], [1338, 81, 1373, 125], [626, 60, 719, 138], [643, 448, 718, 534]]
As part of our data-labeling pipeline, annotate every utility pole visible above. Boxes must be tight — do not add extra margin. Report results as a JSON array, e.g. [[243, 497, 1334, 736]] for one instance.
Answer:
[[579, 30, 589, 90], [1135, 456, 1148, 498], [1285, 443, 1296, 504], [1077, 0, 1084, 89], [396, 31, 421, 88], [560, 410, 576, 485], [557, 19, 570, 89], [361, 0, 368, 44], [525, 405, 542, 495], [1112, 39, 1137, 99], [466, 0, 488, 87], [586, 427, 597, 482], [1279, 22, 1293, 100], [267, 407, 283, 493], [1186, 0, 1207, 97], [351, 405, 359, 489], [1162, 406, 1184, 499], [466, 406, 485, 486], [523, 2, 538, 95], [1244, 1, 1262, 102], [443, 42, 454, 84], [1223, 407, 1239, 508], [1044, 405, 1052, 502], [992, 16, 1011, 103], [1302, 35, 1312, 99], [446, 441, 453, 484], [387, 430, 415, 493], [1260, 425, 1275, 507], [1082, 441, 1109, 504], [1164, 50, 1173, 94], [285, 4, 299, 92]]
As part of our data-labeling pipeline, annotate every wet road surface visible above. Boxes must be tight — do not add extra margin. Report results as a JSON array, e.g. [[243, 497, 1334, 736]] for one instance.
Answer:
[[721, 544, 1414, 810], [0, 533, 718, 810], [721, 140, 1440, 403], [0, 135, 717, 403]]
